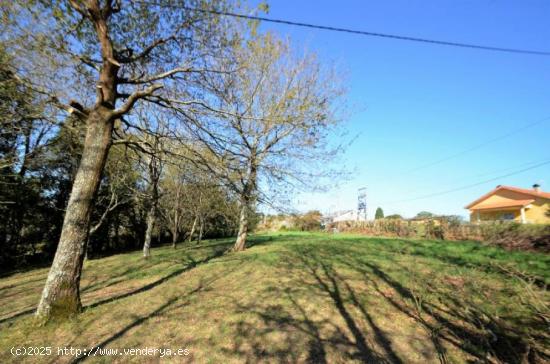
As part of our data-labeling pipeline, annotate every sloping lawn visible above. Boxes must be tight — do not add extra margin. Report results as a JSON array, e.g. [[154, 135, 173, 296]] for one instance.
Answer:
[[0, 232, 548, 363]]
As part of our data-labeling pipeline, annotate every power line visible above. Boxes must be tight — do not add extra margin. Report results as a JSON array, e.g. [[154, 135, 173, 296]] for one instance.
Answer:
[[384, 159, 550, 204], [367, 115, 550, 184], [140, 2, 550, 56], [401, 116, 550, 175], [465, 158, 550, 180], [392, 157, 550, 197]]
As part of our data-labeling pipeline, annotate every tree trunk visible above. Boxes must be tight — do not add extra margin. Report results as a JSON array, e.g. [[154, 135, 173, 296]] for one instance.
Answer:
[[171, 230, 178, 248], [12, 125, 32, 248], [143, 205, 155, 258], [233, 159, 256, 252], [114, 212, 120, 247], [233, 202, 249, 251], [36, 111, 113, 320], [188, 215, 197, 244], [171, 209, 179, 248], [143, 151, 160, 258], [198, 217, 204, 244]]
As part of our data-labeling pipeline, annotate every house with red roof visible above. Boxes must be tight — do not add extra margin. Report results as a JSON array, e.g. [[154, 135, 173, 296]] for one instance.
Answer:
[[465, 184, 550, 224]]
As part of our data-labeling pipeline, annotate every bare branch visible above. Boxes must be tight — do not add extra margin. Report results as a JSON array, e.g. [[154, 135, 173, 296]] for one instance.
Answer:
[[68, 0, 87, 17], [120, 67, 239, 84], [112, 84, 163, 117], [89, 193, 129, 236]]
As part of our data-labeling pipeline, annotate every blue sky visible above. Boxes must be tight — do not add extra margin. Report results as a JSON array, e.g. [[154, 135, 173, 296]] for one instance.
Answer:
[[253, 0, 550, 219]]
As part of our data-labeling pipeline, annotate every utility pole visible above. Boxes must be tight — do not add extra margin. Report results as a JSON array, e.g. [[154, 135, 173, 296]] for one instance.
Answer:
[[357, 187, 367, 221]]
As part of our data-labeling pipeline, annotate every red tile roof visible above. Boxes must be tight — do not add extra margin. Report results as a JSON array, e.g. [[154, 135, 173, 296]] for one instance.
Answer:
[[465, 185, 550, 209], [499, 185, 550, 199], [469, 199, 534, 211]]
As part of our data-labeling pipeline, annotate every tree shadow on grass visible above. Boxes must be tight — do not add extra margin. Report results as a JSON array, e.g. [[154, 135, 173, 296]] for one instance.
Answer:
[[228, 299, 332, 363], [383, 239, 549, 287], [337, 254, 549, 364], [246, 235, 276, 248], [245, 233, 315, 249], [80, 262, 157, 294], [297, 253, 400, 363], [226, 240, 548, 364], [70, 273, 226, 364], [0, 307, 36, 325], [0, 246, 227, 325], [226, 248, 404, 363], [0, 261, 53, 280], [85, 247, 226, 309], [178, 238, 235, 251], [82, 239, 235, 294], [0, 276, 50, 294]]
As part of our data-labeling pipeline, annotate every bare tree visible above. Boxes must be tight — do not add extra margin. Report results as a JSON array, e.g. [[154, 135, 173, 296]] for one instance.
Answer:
[[2, 0, 239, 319], [141, 135, 164, 258], [160, 162, 186, 248], [181, 33, 347, 251], [160, 151, 240, 246], [88, 144, 137, 238]]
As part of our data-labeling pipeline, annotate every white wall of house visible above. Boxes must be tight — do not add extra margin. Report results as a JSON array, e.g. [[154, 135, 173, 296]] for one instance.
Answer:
[[331, 210, 367, 222]]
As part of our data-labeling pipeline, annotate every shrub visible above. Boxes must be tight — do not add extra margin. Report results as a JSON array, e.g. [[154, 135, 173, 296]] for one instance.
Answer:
[[327, 220, 550, 253], [385, 214, 403, 220], [480, 223, 550, 252], [294, 210, 323, 231]]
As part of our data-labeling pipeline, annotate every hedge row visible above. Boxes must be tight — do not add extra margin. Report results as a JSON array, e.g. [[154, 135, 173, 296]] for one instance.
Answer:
[[327, 219, 550, 253]]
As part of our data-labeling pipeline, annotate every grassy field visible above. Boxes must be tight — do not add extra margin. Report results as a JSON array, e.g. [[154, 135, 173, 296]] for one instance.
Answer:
[[0, 232, 548, 363]]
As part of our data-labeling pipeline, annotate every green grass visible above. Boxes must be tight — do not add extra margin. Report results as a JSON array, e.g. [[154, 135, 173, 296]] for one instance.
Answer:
[[0, 232, 548, 363]]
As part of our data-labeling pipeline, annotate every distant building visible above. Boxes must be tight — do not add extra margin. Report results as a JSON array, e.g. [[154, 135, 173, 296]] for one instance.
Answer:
[[465, 184, 550, 224], [325, 209, 367, 223]]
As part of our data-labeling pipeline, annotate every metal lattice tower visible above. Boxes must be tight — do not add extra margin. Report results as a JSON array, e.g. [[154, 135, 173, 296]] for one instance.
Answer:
[[357, 187, 367, 221]]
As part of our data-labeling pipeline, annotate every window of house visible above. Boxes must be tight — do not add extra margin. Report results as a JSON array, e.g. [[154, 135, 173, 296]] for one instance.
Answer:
[[501, 213, 515, 221]]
